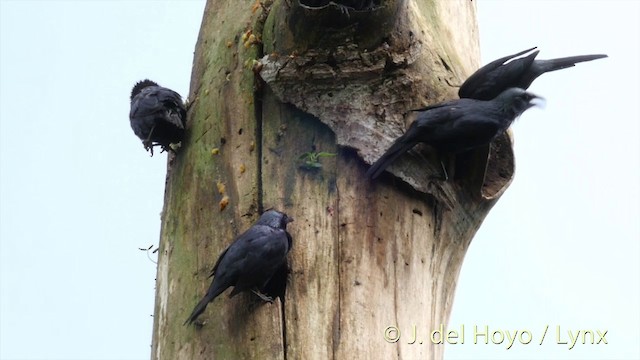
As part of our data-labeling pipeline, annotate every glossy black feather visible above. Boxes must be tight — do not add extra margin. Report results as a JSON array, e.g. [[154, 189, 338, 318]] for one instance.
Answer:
[[459, 47, 607, 100], [129, 79, 186, 155], [366, 88, 540, 179], [184, 210, 294, 325]]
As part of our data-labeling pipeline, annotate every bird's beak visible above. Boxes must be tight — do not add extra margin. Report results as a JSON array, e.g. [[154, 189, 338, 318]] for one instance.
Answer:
[[286, 216, 294, 223], [529, 94, 546, 109]]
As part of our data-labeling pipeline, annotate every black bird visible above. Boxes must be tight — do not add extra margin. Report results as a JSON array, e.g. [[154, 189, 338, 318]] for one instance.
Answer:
[[459, 47, 607, 101], [184, 210, 294, 325], [129, 79, 186, 156], [366, 88, 543, 180]]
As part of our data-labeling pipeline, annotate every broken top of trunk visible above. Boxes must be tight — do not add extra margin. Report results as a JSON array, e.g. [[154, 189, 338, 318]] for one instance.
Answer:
[[259, 0, 515, 202]]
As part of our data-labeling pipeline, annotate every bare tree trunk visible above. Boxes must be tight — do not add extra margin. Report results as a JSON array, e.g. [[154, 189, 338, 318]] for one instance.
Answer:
[[151, 1, 510, 359]]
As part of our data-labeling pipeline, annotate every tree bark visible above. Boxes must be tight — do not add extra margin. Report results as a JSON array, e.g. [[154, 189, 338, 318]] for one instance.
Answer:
[[151, 1, 508, 359]]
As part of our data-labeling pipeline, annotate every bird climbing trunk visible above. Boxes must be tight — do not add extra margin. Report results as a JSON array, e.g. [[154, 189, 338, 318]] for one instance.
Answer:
[[151, 1, 507, 359]]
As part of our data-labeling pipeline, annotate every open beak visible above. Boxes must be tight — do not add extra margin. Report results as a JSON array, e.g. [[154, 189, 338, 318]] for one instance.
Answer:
[[529, 93, 546, 109]]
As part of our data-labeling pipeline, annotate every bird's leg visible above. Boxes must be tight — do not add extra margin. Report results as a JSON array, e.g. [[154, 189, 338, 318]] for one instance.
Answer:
[[144, 125, 156, 146], [331, 2, 352, 17], [439, 160, 449, 182], [251, 289, 274, 303], [431, 153, 455, 181], [143, 125, 157, 156]]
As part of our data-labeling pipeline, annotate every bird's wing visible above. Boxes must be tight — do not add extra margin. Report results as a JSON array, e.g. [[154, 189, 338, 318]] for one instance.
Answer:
[[156, 88, 187, 128], [130, 87, 186, 128], [239, 226, 290, 264], [225, 226, 289, 295], [409, 98, 461, 112], [366, 99, 485, 179], [209, 247, 230, 277], [411, 100, 472, 129], [215, 226, 288, 276], [459, 47, 538, 100], [426, 108, 503, 152], [477, 47, 537, 71], [430, 114, 500, 139], [130, 88, 161, 118]]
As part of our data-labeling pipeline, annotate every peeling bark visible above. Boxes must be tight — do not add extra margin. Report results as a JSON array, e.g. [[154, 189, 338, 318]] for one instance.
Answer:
[[260, 0, 487, 197]]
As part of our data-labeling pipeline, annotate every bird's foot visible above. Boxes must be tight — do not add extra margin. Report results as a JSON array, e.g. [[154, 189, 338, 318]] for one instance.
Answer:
[[142, 140, 155, 157], [168, 142, 181, 154], [251, 289, 274, 303], [159, 143, 179, 155]]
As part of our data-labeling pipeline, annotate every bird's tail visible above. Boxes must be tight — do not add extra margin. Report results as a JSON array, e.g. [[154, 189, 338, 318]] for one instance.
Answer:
[[184, 294, 214, 326], [366, 139, 417, 179], [184, 282, 228, 326], [541, 54, 608, 72]]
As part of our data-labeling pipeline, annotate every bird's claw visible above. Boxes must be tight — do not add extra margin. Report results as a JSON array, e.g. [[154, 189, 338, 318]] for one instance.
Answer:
[[251, 289, 274, 303], [142, 141, 178, 157], [143, 141, 155, 157]]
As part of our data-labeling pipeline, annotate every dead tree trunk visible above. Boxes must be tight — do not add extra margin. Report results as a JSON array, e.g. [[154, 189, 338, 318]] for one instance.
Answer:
[[151, 1, 513, 359]]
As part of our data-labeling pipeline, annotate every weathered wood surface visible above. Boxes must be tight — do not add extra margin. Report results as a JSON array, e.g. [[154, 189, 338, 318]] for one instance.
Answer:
[[151, 1, 510, 359]]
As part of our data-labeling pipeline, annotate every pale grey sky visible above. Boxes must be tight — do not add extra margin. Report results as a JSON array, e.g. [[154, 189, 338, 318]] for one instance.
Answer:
[[0, 1, 638, 360]]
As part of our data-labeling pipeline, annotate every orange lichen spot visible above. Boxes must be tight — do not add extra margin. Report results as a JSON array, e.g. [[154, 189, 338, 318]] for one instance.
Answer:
[[216, 181, 226, 195], [241, 28, 261, 49], [241, 29, 252, 43], [252, 60, 263, 73], [219, 195, 229, 211], [251, 0, 261, 13], [239, 163, 246, 174]]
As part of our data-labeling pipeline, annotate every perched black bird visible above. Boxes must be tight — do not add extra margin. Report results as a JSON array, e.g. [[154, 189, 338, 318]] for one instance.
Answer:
[[184, 210, 294, 325], [366, 88, 543, 180], [129, 79, 186, 156], [459, 47, 607, 101]]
